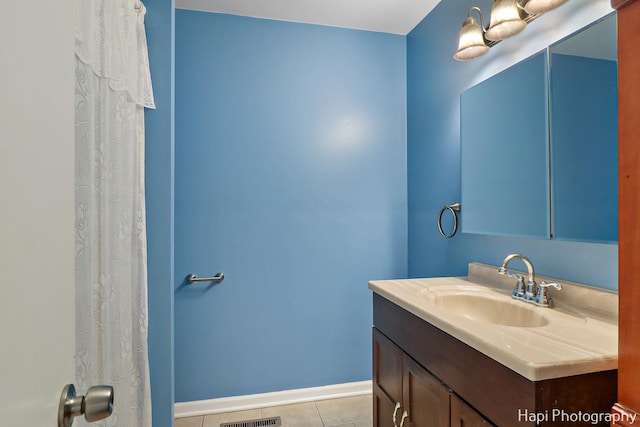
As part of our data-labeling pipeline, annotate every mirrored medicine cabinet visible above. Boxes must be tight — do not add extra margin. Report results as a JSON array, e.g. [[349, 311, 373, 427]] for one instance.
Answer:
[[460, 13, 618, 244]]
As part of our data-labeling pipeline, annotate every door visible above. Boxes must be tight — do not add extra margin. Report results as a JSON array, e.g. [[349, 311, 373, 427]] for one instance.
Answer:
[[373, 329, 404, 427], [373, 329, 451, 427], [0, 0, 76, 424], [403, 355, 450, 427], [450, 394, 494, 427]]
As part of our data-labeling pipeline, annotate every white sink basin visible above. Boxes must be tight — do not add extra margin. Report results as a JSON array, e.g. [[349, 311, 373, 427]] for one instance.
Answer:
[[435, 293, 550, 328], [368, 263, 618, 381]]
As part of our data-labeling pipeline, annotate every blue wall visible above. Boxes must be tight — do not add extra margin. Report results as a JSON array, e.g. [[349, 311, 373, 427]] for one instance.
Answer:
[[407, 0, 618, 290], [141, 0, 617, 414], [174, 11, 407, 402], [145, 0, 175, 425]]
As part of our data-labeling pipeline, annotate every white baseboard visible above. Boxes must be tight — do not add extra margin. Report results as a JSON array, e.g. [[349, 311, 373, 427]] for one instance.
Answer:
[[174, 380, 373, 419]]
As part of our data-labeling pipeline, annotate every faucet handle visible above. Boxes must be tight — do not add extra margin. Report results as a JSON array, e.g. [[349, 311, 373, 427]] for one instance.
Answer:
[[535, 281, 562, 307], [503, 271, 526, 299], [539, 281, 562, 290]]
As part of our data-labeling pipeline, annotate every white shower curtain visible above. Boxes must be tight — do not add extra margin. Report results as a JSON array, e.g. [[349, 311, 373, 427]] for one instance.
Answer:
[[74, 1, 155, 426]]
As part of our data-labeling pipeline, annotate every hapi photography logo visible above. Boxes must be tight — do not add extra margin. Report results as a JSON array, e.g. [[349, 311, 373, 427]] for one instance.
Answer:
[[518, 409, 638, 425]]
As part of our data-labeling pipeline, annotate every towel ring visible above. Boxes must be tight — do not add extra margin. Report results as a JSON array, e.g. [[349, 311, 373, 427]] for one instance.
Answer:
[[438, 202, 461, 238]]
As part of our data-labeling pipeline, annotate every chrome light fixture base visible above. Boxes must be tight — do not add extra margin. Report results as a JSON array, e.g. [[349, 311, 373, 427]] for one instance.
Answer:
[[524, 0, 570, 14]]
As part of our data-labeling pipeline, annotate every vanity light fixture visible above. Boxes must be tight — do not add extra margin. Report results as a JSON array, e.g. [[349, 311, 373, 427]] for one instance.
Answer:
[[524, 0, 570, 14], [454, 7, 490, 61], [485, 0, 527, 41], [454, 0, 571, 61]]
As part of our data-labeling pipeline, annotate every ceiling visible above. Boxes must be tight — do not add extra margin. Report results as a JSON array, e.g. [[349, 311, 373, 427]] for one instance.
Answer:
[[175, 0, 443, 35]]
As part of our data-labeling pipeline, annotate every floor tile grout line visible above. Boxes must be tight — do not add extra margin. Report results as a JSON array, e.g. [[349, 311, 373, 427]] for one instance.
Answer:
[[313, 400, 326, 427]]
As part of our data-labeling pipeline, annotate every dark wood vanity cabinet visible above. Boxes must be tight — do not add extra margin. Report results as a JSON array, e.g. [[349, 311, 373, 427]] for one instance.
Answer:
[[374, 328, 491, 427], [404, 355, 452, 427], [372, 293, 616, 427], [450, 394, 493, 427], [373, 327, 404, 425]]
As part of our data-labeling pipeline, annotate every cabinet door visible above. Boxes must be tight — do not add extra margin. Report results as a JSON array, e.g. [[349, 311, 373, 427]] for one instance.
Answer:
[[375, 393, 400, 427], [403, 355, 450, 427], [450, 394, 494, 427], [373, 329, 403, 402], [373, 329, 404, 427]]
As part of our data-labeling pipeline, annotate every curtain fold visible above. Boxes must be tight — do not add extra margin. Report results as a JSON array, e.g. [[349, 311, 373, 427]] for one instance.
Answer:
[[74, 1, 154, 425], [76, 0, 155, 108]]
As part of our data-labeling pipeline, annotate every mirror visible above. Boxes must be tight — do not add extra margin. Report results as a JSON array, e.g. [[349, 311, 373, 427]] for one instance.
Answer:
[[549, 14, 618, 243], [460, 14, 618, 243], [461, 51, 550, 239]]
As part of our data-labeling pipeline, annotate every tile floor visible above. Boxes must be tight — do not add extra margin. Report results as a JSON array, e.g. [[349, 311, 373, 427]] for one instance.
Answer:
[[175, 394, 373, 427]]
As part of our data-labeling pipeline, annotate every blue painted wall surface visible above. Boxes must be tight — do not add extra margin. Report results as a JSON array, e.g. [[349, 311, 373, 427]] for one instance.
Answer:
[[407, 0, 617, 290], [174, 11, 407, 402], [144, 0, 175, 425]]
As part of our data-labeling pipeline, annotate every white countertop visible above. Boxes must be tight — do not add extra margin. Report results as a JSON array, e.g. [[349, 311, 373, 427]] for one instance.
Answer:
[[369, 263, 618, 381]]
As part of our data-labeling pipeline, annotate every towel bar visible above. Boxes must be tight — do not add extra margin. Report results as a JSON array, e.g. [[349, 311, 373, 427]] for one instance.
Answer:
[[187, 272, 225, 284]]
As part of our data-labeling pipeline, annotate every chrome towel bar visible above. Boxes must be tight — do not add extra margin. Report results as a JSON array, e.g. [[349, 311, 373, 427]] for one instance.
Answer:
[[187, 272, 225, 284]]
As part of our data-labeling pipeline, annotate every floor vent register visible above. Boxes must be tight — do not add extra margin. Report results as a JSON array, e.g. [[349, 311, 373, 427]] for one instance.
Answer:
[[220, 416, 282, 427]]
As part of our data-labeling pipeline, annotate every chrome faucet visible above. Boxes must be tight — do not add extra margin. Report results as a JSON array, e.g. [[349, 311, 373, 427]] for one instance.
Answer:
[[498, 254, 562, 308], [499, 254, 536, 300]]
